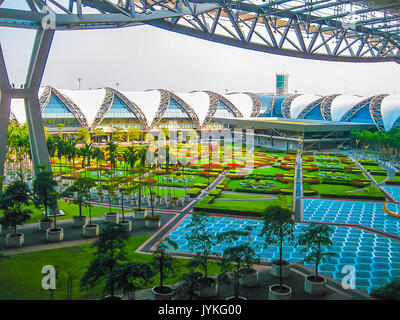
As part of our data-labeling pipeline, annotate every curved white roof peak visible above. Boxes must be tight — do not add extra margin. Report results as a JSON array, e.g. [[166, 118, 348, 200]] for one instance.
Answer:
[[290, 94, 320, 119], [381, 95, 400, 131], [330, 95, 365, 121], [58, 89, 106, 127], [10, 99, 27, 124], [223, 93, 253, 118], [120, 90, 161, 126], [174, 92, 210, 125]]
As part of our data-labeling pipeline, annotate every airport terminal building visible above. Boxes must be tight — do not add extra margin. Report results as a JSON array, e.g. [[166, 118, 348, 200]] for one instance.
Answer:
[[9, 83, 400, 151]]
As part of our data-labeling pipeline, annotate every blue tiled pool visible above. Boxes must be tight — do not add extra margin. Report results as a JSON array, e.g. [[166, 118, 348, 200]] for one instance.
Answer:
[[168, 215, 400, 294], [382, 186, 400, 203], [303, 199, 400, 238]]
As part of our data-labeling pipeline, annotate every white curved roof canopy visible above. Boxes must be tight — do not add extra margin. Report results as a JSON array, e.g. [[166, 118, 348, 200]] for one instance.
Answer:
[[10, 99, 26, 124], [174, 92, 210, 125], [121, 90, 161, 127], [330, 95, 364, 122], [58, 89, 106, 127], [290, 94, 320, 119], [224, 93, 253, 118], [381, 95, 400, 131]]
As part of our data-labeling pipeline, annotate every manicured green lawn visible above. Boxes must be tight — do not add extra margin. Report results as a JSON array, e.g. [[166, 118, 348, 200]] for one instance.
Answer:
[[308, 184, 385, 199], [0, 235, 221, 300], [249, 166, 290, 176], [227, 179, 293, 193], [371, 174, 387, 183], [154, 174, 215, 188], [195, 195, 292, 213], [21, 200, 122, 224], [218, 193, 276, 199]]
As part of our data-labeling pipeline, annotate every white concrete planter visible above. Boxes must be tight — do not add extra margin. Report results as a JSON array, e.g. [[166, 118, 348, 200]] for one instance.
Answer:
[[226, 296, 247, 301], [104, 212, 119, 224], [304, 275, 327, 295], [72, 216, 88, 228], [145, 218, 161, 229], [268, 284, 292, 300], [82, 224, 99, 238], [0, 225, 12, 236], [160, 198, 166, 206], [176, 199, 184, 207], [184, 194, 191, 202], [197, 278, 218, 298], [167, 201, 173, 209], [270, 261, 291, 278], [166, 194, 172, 201], [239, 269, 258, 287], [6, 233, 24, 247], [152, 286, 174, 300], [131, 199, 138, 206], [46, 228, 64, 242], [120, 220, 132, 232], [39, 220, 54, 231], [132, 209, 146, 220]]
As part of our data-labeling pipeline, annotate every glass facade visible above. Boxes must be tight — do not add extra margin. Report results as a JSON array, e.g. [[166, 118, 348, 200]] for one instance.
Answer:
[[42, 94, 81, 128], [98, 96, 143, 130], [272, 96, 287, 117], [155, 98, 195, 129], [257, 95, 274, 117], [214, 101, 235, 118], [348, 105, 373, 123], [303, 104, 323, 120]]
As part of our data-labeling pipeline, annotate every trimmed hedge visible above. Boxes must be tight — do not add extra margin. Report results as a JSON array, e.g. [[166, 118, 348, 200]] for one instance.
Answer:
[[187, 188, 202, 197], [209, 188, 222, 196]]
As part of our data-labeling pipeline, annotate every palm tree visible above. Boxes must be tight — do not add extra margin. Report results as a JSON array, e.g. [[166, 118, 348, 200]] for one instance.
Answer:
[[92, 147, 105, 185]]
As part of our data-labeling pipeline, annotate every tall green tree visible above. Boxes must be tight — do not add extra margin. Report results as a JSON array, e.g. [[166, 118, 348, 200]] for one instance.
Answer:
[[81, 223, 129, 299], [295, 223, 337, 280], [259, 205, 295, 289]]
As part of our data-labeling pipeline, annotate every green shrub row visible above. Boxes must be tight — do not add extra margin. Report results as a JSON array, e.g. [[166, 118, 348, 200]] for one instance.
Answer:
[[187, 188, 202, 197]]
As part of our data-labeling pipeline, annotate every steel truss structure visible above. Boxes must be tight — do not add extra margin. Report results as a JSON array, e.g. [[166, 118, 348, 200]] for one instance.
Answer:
[[339, 94, 388, 123], [203, 90, 243, 125], [297, 95, 325, 118], [149, 89, 201, 129], [281, 93, 302, 117], [320, 93, 341, 120], [92, 87, 149, 130], [244, 92, 262, 117], [369, 93, 389, 131], [2, 1, 400, 62]]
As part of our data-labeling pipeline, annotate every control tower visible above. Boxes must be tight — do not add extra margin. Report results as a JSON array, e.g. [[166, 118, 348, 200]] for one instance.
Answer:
[[276, 73, 289, 95]]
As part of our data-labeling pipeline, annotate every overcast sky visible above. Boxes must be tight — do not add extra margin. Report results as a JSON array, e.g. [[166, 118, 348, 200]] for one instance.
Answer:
[[1, 23, 400, 96]]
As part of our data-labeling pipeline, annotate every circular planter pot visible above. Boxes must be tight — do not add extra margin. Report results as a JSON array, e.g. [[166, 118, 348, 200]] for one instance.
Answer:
[[197, 278, 218, 298], [226, 296, 247, 301], [39, 220, 53, 231], [160, 198, 166, 206], [184, 194, 191, 202], [104, 212, 119, 224], [239, 268, 259, 287], [82, 224, 99, 238], [119, 220, 132, 232], [72, 216, 88, 228], [132, 209, 146, 220], [268, 284, 292, 300], [152, 286, 174, 300], [0, 225, 12, 236], [46, 227, 64, 242], [270, 260, 291, 278], [6, 233, 24, 247], [144, 218, 161, 229], [304, 275, 327, 295]]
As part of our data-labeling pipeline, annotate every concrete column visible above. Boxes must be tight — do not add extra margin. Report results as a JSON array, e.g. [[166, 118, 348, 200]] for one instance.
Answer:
[[0, 44, 11, 183], [25, 29, 55, 174]]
